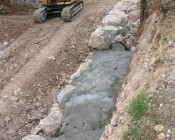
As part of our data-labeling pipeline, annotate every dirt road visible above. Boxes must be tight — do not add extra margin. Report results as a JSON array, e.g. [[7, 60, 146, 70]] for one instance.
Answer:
[[0, 0, 119, 139]]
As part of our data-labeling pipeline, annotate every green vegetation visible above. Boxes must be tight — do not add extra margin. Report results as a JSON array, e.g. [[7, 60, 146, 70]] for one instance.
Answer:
[[128, 92, 149, 119], [123, 92, 156, 140], [140, 0, 149, 23]]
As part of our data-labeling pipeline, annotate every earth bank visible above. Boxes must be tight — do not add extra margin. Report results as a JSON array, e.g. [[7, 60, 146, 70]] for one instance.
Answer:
[[100, 1, 175, 140]]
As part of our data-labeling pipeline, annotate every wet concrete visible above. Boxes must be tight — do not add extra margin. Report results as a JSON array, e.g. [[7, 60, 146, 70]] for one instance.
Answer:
[[51, 43, 130, 140]]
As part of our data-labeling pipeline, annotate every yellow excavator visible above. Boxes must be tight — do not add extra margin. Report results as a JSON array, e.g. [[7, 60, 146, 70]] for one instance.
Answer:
[[34, 0, 83, 23]]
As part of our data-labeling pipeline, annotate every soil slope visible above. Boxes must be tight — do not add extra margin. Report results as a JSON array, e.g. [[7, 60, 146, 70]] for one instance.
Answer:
[[100, 5, 175, 140]]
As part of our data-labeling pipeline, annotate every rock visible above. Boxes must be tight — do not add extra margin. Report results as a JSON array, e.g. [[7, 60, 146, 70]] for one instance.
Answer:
[[33, 39, 39, 44], [103, 125, 114, 137], [88, 1, 131, 50], [114, 35, 123, 42], [166, 129, 171, 139], [31, 126, 42, 135], [128, 4, 138, 12], [57, 85, 76, 108], [167, 129, 171, 135], [102, 13, 128, 28], [166, 133, 171, 139], [4, 42, 8, 46], [40, 108, 47, 114], [131, 46, 136, 52], [88, 29, 110, 50], [88, 26, 127, 50], [34, 102, 41, 108], [114, 1, 129, 11], [154, 125, 164, 133], [4, 116, 11, 122], [11, 96, 19, 102], [102, 25, 126, 35], [157, 133, 165, 140], [48, 56, 56, 61], [159, 104, 164, 107], [109, 9, 124, 15], [22, 135, 46, 140], [13, 88, 21, 96], [0, 51, 9, 60], [111, 43, 125, 51], [37, 104, 63, 137], [111, 114, 118, 126]]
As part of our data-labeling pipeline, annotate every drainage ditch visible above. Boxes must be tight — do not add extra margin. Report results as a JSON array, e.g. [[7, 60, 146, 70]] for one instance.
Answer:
[[51, 43, 130, 140]]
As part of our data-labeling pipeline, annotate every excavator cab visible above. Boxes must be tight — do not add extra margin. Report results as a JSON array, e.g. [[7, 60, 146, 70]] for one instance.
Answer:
[[34, 0, 83, 23]]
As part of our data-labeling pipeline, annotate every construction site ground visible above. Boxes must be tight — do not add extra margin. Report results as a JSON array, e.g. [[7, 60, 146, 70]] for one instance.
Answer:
[[0, 0, 119, 139]]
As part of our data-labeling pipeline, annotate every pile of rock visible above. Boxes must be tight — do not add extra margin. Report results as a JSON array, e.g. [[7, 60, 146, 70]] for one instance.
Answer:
[[89, 1, 140, 50]]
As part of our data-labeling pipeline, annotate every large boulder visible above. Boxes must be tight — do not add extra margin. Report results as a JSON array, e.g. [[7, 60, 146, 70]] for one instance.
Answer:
[[88, 28, 110, 50], [89, 25, 127, 49], [102, 12, 128, 28]]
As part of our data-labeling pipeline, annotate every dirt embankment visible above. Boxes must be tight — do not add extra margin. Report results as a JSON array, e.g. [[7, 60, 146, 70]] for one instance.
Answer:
[[0, 0, 36, 14], [100, 1, 175, 140]]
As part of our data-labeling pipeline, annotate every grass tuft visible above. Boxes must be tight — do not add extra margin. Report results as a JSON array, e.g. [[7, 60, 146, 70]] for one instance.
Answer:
[[123, 92, 156, 140], [140, 0, 149, 23], [128, 92, 149, 119]]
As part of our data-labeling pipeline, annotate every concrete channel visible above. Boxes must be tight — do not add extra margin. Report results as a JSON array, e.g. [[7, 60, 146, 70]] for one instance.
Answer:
[[51, 44, 130, 140]]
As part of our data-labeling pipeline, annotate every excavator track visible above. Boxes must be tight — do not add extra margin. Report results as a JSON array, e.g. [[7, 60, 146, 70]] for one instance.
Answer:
[[61, 0, 83, 22], [34, 7, 47, 23]]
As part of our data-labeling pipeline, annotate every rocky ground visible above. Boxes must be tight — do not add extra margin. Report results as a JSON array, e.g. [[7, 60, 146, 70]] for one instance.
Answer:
[[0, 0, 120, 139]]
